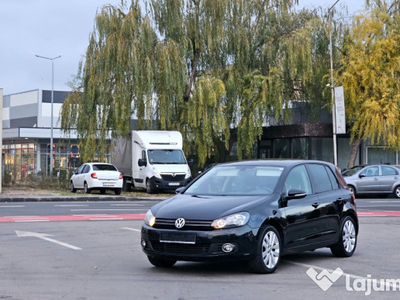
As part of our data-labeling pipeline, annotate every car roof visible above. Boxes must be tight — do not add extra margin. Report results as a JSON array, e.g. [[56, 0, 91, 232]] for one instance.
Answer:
[[214, 159, 334, 168]]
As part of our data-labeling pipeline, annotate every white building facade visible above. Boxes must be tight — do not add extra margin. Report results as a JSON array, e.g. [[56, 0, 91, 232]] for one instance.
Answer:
[[2, 89, 81, 183]]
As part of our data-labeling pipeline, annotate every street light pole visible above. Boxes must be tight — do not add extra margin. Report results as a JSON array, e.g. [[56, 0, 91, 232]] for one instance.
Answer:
[[34, 54, 62, 175], [329, 0, 339, 166]]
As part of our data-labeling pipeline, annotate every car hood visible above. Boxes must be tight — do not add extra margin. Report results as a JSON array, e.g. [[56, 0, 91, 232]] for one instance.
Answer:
[[150, 193, 276, 220]]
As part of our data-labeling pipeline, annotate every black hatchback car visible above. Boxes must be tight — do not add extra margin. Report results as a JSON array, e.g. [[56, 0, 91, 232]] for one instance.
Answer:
[[141, 160, 358, 273]]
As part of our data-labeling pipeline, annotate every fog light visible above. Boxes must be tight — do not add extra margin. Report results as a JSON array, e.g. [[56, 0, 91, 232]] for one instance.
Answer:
[[141, 239, 147, 248], [222, 243, 235, 253]]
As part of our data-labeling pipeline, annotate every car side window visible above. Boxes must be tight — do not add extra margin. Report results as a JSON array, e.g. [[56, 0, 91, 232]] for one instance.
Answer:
[[381, 166, 398, 176], [142, 150, 147, 161], [307, 164, 334, 193], [284, 165, 312, 196], [362, 166, 379, 177], [76, 165, 85, 174], [326, 166, 340, 189], [82, 165, 90, 174]]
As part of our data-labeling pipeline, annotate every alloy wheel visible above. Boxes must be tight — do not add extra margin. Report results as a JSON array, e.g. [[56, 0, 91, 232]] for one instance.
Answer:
[[342, 219, 356, 253], [262, 230, 280, 269]]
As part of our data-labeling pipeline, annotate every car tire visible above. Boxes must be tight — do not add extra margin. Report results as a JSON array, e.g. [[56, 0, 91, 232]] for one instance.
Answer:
[[70, 181, 76, 193], [330, 216, 357, 257], [394, 186, 400, 198], [123, 179, 131, 192], [146, 179, 155, 194], [249, 225, 281, 274], [114, 188, 122, 195], [84, 182, 91, 194], [147, 256, 177, 268]]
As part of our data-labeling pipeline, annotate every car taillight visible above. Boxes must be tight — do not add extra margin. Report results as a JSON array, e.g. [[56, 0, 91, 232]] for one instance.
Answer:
[[119, 173, 123, 180], [91, 173, 98, 179]]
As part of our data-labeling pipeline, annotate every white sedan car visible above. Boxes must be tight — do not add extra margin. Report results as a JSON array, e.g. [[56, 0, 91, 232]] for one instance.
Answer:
[[70, 163, 123, 195]]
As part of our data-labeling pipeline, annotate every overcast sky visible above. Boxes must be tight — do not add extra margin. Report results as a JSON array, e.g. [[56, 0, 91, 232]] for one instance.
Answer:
[[0, 0, 365, 96]]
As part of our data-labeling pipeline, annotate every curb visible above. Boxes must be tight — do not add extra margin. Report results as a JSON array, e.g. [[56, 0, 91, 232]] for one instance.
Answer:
[[0, 195, 167, 202]]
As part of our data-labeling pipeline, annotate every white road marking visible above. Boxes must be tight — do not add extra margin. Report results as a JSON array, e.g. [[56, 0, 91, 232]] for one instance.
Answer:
[[15, 230, 82, 250], [121, 227, 141, 232], [70, 209, 143, 211], [110, 204, 142, 206], [54, 204, 89, 207], [0, 205, 25, 208]]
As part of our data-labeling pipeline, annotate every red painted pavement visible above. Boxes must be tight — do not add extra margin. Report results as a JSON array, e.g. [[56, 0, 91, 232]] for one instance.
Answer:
[[357, 211, 400, 217], [0, 213, 146, 223], [0, 211, 399, 223]]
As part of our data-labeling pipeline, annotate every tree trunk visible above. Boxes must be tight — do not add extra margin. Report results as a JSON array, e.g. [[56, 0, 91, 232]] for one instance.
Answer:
[[347, 138, 362, 169]]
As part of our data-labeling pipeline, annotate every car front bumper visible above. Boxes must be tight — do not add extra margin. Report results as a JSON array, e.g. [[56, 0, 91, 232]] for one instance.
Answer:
[[149, 176, 192, 191], [141, 223, 258, 262]]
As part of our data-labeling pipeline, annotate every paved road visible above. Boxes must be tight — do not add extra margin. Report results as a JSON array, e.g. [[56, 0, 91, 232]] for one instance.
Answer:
[[1, 215, 400, 299]]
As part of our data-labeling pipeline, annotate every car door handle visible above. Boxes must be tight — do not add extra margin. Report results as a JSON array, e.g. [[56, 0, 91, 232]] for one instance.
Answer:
[[312, 202, 319, 208]]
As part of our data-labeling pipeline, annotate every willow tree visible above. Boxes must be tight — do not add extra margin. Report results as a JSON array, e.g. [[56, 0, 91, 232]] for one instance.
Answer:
[[337, 0, 400, 168], [61, 0, 329, 165]]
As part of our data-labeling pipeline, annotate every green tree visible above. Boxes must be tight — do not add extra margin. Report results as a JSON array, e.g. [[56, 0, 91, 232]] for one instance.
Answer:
[[337, 0, 400, 168], [61, 0, 330, 166]]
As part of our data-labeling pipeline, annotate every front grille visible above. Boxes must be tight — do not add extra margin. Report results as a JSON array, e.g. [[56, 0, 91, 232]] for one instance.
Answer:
[[150, 242, 227, 255], [154, 218, 213, 230], [161, 174, 186, 182], [151, 241, 210, 254]]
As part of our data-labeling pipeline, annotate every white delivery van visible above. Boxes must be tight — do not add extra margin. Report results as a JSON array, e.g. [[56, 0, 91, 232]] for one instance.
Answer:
[[112, 130, 193, 193]]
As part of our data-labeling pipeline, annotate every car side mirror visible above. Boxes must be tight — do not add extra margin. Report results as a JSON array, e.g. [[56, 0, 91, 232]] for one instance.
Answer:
[[286, 188, 307, 200], [138, 158, 147, 167], [359, 173, 366, 178], [175, 187, 185, 194]]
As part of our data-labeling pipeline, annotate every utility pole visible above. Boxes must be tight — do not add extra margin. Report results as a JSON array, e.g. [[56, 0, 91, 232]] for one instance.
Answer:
[[329, 0, 339, 166], [34, 54, 62, 175]]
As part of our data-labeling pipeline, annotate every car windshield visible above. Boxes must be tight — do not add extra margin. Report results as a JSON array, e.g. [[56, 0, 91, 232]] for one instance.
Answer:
[[342, 166, 365, 176], [147, 150, 186, 164], [185, 165, 284, 196], [93, 164, 117, 171]]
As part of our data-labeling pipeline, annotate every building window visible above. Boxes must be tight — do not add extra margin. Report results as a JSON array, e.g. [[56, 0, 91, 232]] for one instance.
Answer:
[[311, 138, 333, 163], [292, 138, 308, 159], [366, 146, 396, 165], [274, 139, 291, 158]]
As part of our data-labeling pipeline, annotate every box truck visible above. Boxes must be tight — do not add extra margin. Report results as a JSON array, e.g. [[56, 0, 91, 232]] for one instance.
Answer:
[[111, 130, 193, 193]]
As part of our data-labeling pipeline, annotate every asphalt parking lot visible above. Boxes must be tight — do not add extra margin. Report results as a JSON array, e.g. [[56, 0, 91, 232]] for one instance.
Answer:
[[1, 203, 399, 300]]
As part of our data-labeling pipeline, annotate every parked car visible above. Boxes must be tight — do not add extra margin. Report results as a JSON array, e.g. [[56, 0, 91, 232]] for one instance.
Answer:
[[342, 164, 400, 198], [70, 163, 123, 195], [141, 160, 358, 274]]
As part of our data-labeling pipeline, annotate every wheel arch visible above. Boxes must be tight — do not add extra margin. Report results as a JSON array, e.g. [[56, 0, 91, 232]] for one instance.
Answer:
[[392, 184, 400, 198], [258, 217, 285, 244], [344, 210, 359, 235], [347, 184, 356, 195]]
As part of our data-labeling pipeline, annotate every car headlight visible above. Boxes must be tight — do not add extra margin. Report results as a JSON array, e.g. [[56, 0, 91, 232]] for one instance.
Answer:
[[185, 166, 192, 179], [212, 212, 250, 229], [152, 167, 162, 179], [144, 210, 156, 227]]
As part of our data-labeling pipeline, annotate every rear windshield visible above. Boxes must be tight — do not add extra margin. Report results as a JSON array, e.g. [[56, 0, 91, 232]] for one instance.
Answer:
[[93, 164, 117, 171]]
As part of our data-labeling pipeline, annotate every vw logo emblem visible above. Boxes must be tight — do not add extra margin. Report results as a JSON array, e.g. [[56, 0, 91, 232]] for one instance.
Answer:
[[175, 218, 185, 229], [172, 173, 176, 177]]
